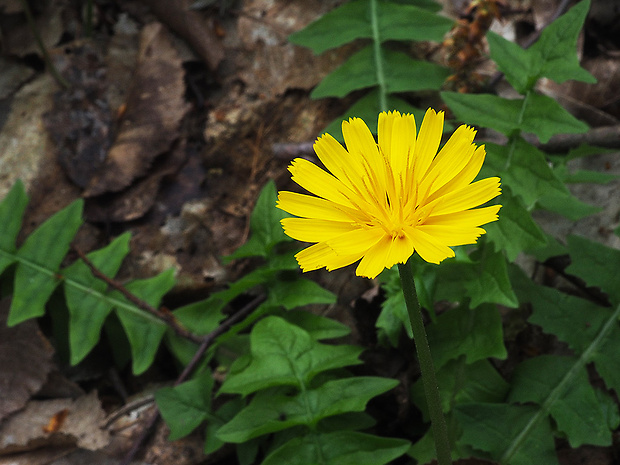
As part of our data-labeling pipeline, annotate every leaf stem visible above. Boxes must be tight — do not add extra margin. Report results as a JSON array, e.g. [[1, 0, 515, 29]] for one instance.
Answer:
[[369, 0, 388, 112], [398, 259, 452, 465]]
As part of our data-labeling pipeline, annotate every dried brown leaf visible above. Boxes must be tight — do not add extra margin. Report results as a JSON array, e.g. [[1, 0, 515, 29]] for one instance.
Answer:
[[84, 23, 190, 197], [0, 298, 55, 423]]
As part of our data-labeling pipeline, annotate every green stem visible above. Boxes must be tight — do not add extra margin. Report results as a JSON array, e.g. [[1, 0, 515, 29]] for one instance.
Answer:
[[369, 0, 388, 112], [398, 259, 452, 465]]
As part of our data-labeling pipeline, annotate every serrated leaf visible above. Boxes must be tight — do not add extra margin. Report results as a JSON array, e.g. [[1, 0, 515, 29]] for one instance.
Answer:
[[114, 269, 176, 374], [8, 200, 84, 326], [322, 90, 426, 141], [289, 0, 451, 54], [311, 47, 449, 98], [485, 139, 568, 208], [227, 180, 291, 260], [217, 377, 397, 442], [266, 277, 336, 310], [529, 0, 595, 86], [425, 304, 506, 370], [441, 92, 588, 143], [560, 169, 617, 184], [508, 355, 613, 447], [63, 233, 131, 364], [456, 403, 558, 465], [0, 181, 29, 275], [262, 431, 410, 465], [156, 371, 214, 440], [281, 310, 350, 340], [566, 235, 620, 305], [510, 264, 620, 397], [219, 316, 363, 396], [485, 188, 547, 261]]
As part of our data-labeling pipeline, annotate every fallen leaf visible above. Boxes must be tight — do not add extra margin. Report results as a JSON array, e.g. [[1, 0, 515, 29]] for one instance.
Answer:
[[83, 22, 190, 197], [0, 391, 110, 454], [0, 298, 55, 423]]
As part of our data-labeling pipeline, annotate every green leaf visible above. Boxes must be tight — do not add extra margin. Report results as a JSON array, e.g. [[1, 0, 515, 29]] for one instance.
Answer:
[[486, 31, 533, 94], [0, 181, 29, 275], [217, 377, 397, 442], [464, 247, 518, 308], [219, 316, 363, 396], [425, 304, 507, 370], [8, 200, 84, 326], [536, 191, 601, 220], [227, 180, 291, 260], [508, 355, 613, 447], [529, 0, 595, 86], [455, 403, 558, 465], [411, 359, 509, 420], [322, 90, 426, 142], [289, 0, 451, 54], [156, 371, 214, 440], [311, 47, 449, 98], [566, 235, 620, 305], [281, 310, 351, 340], [485, 140, 568, 209], [485, 188, 547, 261], [114, 269, 176, 374], [262, 431, 410, 465], [442, 92, 588, 143], [266, 276, 336, 310], [63, 233, 131, 364]]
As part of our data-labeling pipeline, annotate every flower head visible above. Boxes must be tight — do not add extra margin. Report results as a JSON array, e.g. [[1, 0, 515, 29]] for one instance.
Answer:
[[276, 109, 501, 279]]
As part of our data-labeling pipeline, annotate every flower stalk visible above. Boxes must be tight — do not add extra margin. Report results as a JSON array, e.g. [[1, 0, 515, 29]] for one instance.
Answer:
[[398, 258, 452, 465]]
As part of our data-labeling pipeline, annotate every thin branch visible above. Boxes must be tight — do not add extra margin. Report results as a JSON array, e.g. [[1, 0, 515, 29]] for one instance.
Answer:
[[74, 247, 203, 344]]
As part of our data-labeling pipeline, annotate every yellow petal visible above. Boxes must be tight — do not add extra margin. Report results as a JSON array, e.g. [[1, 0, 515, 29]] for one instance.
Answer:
[[413, 108, 444, 178], [277, 191, 360, 222], [288, 158, 352, 206], [326, 227, 385, 255], [429, 177, 501, 216], [296, 242, 362, 272], [342, 117, 381, 170], [425, 205, 501, 228], [390, 112, 416, 176], [281, 217, 357, 243], [421, 125, 476, 197], [416, 225, 486, 246], [426, 144, 486, 203], [377, 111, 395, 160], [313, 133, 356, 188], [385, 233, 415, 269], [355, 235, 393, 279], [405, 225, 455, 264]]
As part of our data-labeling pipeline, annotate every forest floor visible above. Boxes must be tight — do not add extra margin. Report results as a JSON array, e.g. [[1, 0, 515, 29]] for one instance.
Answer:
[[0, 0, 619, 464]]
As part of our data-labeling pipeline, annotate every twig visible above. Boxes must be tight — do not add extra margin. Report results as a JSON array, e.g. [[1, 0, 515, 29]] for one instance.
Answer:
[[74, 247, 203, 344], [272, 142, 315, 160], [119, 294, 266, 465]]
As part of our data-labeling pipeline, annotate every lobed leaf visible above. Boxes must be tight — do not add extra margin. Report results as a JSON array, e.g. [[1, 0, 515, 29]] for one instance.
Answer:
[[442, 92, 588, 143], [289, 0, 451, 54], [311, 47, 449, 98], [266, 277, 336, 310], [217, 377, 397, 442], [63, 233, 131, 365], [219, 316, 363, 396], [262, 431, 410, 465], [156, 371, 214, 441], [280, 310, 351, 340], [0, 181, 29, 275], [113, 269, 176, 374], [565, 235, 620, 305], [508, 355, 613, 447], [9, 200, 84, 326], [425, 303, 507, 371], [484, 188, 547, 261]]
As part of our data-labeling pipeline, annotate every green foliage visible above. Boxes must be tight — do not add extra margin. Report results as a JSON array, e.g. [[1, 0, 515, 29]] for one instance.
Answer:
[[290, 0, 452, 139]]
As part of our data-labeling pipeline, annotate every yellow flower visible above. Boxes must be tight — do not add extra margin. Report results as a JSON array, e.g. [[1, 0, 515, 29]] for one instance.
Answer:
[[276, 109, 501, 279]]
